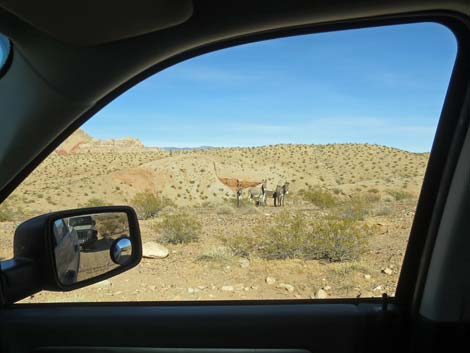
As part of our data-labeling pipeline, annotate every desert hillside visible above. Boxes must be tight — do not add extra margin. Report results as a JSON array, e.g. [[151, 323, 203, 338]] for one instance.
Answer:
[[5, 129, 428, 213]]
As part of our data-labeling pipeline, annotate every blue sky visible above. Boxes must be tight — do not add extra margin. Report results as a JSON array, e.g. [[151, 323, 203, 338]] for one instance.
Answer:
[[83, 22, 457, 152]]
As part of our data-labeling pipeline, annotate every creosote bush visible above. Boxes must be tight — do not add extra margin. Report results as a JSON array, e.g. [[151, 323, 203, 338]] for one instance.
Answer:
[[224, 212, 370, 262], [131, 191, 176, 219], [0, 202, 26, 222], [299, 187, 337, 208], [0, 203, 15, 222], [153, 212, 201, 244], [81, 198, 108, 208], [333, 194, 378, 221]]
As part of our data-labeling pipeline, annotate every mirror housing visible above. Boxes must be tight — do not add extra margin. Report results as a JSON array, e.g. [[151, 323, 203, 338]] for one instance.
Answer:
[[0, 206, 142, 303]]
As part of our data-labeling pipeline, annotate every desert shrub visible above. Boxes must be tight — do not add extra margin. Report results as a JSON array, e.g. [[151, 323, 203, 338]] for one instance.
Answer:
[[199, 201, 216, 208], [332, 188, 341, 195], [0, 202, 26, 222], [81, 198, 108, 207], [154, 212, 201, 244], [333, 193, 380, 221], [131, 191, 176, 219], [299, 187, 337, 208], [308, 216, 369, 262], [0, 203, 15, 222], [334, 200, 368, 221], [222, 231, 260, 258], [386, 189, 413, 201], [362, 192, 381, 203], [224, 212, 369, 262]]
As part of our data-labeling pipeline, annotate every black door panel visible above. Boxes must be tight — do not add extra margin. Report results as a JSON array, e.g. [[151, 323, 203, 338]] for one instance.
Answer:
[[0, 304, 393, 353]]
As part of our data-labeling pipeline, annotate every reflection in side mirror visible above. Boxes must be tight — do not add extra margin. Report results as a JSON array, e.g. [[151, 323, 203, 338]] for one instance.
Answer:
[[110, 237, 132, 265], [52, 212, 133, 286], [1, 206, 141, 303]]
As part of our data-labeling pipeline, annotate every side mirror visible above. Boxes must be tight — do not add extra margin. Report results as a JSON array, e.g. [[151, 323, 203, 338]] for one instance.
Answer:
[[0, 206, 142, 303]]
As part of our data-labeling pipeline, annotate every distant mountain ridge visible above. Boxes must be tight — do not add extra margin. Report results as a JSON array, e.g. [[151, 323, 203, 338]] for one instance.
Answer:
[[161, 146, 216, 151]]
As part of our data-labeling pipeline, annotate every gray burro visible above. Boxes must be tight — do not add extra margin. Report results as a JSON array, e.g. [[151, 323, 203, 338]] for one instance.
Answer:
[[142, 242, 169, 259]]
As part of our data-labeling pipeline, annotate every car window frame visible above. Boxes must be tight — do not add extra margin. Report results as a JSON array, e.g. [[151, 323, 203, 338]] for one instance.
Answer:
[[4, 12, 470, 310]]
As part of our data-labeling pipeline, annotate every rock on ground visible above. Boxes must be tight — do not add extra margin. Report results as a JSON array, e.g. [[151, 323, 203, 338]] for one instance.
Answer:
[[382, 268, 393, 275], [142, 242, 169, 259], [266, 276, 276, 285], [239, 258, 250, 268], [278, 283, 295, 292], [91, 280, 112, 288]]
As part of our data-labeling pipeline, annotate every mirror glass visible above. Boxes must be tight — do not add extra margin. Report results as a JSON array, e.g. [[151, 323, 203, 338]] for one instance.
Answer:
[[110, 237, 132, 265], [52, 212, 132, 285]]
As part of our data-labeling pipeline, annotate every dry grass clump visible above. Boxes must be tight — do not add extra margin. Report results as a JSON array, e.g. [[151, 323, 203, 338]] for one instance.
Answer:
[[225, 197, 255, 209], [197, 246, 233, 262], [153, 212, 201, 244], [224, 211, 370, 262], [131, 191, 176, 219], [372, 206, 393, 217], [216, 205, 235, 215]]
